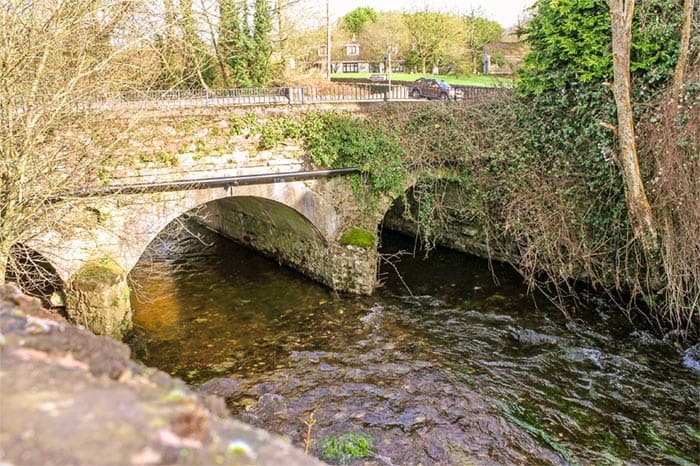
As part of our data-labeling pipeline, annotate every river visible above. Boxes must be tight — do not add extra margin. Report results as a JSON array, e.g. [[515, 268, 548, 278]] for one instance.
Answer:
[[127, 219, 699, 465]]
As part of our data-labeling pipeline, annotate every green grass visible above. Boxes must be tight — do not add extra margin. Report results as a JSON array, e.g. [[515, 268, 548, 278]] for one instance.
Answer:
[[332, 72, 514, 88]]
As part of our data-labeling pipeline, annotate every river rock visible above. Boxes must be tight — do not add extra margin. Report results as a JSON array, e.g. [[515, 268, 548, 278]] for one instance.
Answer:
[[66, 259, 132, 338], [199, 377, 245, 398], [683, 343, 700, 373]]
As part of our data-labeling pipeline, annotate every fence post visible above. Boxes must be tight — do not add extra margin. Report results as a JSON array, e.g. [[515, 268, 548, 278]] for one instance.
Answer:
[[300, 87, 305, 105], [384, 85, 388, 102]]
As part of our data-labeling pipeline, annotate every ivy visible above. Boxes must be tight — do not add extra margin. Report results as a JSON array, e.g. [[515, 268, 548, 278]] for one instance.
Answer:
[[301, 112, 408, 198]]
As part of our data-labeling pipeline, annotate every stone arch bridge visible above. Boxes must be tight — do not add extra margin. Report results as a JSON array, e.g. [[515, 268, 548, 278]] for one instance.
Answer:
[[22, 100, 496, 338], [26, 125, 396, 337]]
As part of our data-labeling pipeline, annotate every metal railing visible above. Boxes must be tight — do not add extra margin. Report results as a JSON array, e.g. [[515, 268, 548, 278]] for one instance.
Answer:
[[67, 83, 503, 111], [59, 168, 361, 199], [13, 83, 503, 114]]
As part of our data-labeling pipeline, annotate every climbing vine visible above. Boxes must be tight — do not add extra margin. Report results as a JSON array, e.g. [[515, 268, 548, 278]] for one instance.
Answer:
[[232, 111, 409, 206]]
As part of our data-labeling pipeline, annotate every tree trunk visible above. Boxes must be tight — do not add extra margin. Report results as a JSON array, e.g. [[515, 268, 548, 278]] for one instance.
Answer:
[[274, 0, 287, 65], [672, 0, 694, 99], [203, 2, 229, 88], [0, 243, 8, 286], [607, 0, 659, 257]]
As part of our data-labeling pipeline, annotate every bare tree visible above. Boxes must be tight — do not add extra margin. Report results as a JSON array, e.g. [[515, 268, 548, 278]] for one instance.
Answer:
[[606, 0, 658, 258], [361, 12, 411, 67], [271, 0, 305, 72], [0, 0, 160, 288]]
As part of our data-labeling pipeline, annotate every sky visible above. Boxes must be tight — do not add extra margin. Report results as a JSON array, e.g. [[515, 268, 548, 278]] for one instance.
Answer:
[[329, 0, 535, 28]]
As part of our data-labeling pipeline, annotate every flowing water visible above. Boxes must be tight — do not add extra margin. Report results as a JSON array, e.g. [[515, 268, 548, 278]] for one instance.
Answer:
[[128, 220, 699, 465]]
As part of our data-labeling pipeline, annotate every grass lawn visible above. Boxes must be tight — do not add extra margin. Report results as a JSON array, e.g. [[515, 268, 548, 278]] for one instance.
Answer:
[[331, 72, 514, 88]]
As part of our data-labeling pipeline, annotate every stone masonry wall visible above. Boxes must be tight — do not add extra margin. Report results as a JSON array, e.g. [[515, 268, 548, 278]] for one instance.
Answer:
[[383, 180, 514, 262]]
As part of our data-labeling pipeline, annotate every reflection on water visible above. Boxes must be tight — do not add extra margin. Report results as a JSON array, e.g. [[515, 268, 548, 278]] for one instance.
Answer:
[[128, 220, 700, 465]]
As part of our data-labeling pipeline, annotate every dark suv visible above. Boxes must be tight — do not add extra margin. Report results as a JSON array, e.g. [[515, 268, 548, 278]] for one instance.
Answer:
[[409, 78, 460, 100]]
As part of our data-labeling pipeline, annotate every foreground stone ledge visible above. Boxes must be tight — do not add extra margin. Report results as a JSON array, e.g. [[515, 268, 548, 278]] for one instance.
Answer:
[[0, 285, 325, 466]]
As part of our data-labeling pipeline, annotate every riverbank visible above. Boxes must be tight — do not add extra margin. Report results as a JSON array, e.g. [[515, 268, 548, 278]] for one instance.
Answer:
[[0, 285, 324, 466]]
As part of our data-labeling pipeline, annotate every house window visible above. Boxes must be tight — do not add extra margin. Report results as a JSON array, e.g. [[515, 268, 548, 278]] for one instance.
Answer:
[[343, 62, 359, 73], [346, 45, 359, 56], [317, 46, 327, 56]]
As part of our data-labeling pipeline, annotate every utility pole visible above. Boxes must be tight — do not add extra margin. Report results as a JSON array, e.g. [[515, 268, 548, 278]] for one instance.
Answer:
[[387, 49, 392, 87], [326, 0, 331, 81], [386, 45, 397, 87]]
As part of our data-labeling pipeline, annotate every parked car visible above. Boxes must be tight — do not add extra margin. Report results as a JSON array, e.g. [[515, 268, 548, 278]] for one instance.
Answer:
[[409, 78, 461, 100]]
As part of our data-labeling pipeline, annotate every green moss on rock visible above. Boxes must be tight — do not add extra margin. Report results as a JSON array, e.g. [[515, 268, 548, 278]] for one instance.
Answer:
[[67, 258, 132, 338], [321, 432, 373, 463], [73, 258, 124, 292], [339, 228, 376, 249]]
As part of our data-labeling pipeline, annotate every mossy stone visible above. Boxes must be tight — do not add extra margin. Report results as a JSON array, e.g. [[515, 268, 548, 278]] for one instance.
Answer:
[[339, 228, 376, 249]]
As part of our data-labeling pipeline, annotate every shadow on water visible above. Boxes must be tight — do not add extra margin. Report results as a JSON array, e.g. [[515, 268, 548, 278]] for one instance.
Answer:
[[128, 220, 700, 465]]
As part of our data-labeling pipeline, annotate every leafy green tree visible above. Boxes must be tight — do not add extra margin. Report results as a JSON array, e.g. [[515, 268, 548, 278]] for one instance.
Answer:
[[518, 0, 611, 94], [342, 7, 378, 36], [513, 0, 689, 325], [217, 0, 272, 87], [402, 10, 501, 75], [360, 12, 411, 65], [462, 16, 503, 74], [219, 0, 252, 87], [403, 11, 455, 73]]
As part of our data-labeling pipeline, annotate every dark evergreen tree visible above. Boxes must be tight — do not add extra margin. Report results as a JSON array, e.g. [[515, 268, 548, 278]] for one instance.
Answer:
[[250, 0, 272, 86], [219, 0, 252, 87], [179, 0, 216, 88]]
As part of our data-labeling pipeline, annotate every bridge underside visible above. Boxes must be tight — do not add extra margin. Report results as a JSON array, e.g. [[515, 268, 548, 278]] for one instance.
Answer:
[[194, 196, 378, 295]]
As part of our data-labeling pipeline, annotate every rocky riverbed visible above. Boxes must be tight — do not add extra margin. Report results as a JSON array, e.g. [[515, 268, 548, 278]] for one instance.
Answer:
[[0, 285, 323, 466]]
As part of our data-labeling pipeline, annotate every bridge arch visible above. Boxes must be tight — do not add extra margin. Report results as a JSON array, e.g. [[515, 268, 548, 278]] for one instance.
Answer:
[[379, 176, 494, 261], [182, 195, 331, 282], [24, 176, 380, 337], [4, 243, 66, 310], [116, 180, 340, 276]]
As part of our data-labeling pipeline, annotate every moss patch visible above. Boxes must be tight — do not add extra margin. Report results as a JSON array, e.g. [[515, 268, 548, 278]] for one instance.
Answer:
[[339, 228, 376, 249], [73, 258, 124, 292], [320, 432, 373, 463]]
